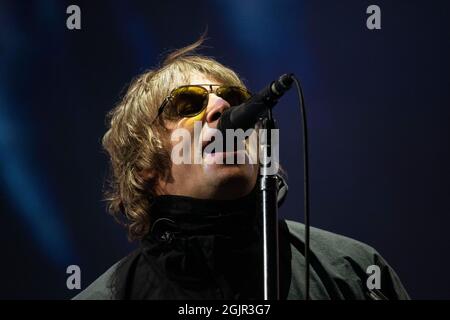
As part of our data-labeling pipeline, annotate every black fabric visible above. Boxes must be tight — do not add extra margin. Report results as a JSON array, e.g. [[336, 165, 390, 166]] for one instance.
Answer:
[[111, 190, 292, 300], [74, 191, 410, 300]]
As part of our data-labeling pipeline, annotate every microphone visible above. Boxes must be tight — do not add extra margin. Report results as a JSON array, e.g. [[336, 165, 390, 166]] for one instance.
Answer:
[[217, 73, 294, 134]]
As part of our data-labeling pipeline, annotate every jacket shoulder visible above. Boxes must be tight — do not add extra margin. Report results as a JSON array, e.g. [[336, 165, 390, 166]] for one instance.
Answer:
[[284, 219, 410, 300], [285, 219, 378, 265], [72, 262, 120, 300]]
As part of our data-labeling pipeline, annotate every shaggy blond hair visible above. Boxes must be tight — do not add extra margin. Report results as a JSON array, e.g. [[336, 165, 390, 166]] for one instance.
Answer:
[[102, 36, 247, 240]]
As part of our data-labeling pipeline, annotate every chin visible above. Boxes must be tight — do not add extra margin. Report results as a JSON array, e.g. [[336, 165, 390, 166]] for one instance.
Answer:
[[203, 164, 258, 199]]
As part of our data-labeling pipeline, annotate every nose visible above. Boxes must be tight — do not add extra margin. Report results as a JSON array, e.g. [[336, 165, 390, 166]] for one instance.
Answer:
[[205, 94, 230, 124]]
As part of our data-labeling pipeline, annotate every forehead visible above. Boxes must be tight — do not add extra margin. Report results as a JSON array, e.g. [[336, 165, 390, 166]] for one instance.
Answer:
[[162, 69, 241, 97], [187, 73, 222, 87]]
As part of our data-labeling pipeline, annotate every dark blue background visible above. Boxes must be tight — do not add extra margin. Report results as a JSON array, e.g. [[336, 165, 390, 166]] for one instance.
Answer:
[[1, 0, 449, 299]]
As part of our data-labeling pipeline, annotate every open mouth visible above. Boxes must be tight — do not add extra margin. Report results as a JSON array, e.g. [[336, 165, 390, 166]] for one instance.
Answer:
[[201, 136, 247, 158]]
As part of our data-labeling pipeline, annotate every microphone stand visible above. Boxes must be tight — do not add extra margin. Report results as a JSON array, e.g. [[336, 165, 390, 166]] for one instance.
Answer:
[[259, 107, 279, 300]]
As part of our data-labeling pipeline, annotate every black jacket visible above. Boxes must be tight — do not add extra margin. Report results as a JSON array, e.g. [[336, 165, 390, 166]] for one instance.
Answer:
[[74, 191, 409, 300]]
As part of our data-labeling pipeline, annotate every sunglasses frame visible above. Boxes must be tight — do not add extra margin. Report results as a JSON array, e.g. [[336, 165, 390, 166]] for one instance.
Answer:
[[153, 84, 252, 123]]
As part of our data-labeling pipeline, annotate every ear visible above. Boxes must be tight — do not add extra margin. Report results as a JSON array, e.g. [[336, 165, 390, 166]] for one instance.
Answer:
[[140, 168, 157, 181]]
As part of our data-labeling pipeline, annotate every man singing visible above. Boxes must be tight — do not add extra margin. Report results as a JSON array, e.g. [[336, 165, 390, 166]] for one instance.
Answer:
[[74, 38, 409, 300]]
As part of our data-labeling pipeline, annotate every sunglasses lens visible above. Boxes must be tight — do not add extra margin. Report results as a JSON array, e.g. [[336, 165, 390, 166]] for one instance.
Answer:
[[166, 86, 208, 118], [162, 85, 252, 120], [216, 86, 252, 107]]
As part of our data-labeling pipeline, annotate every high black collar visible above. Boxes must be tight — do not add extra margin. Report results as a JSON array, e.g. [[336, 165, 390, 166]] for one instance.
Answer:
[[146, 189, 259, 242], [114, 188, 293, 300]]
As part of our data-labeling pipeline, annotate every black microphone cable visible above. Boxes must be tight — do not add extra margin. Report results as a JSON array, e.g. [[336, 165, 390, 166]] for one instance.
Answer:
[[291, 75, 311, 301]]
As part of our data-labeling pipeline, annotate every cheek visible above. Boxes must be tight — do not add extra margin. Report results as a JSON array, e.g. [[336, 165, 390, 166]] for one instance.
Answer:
[[168, 114, 206, 166], [174, 110, 206, 157], [183, 109, 207, 127]]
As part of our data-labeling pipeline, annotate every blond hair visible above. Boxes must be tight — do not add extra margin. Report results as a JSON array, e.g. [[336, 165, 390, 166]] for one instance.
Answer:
[[102, 36, 247, 240]]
